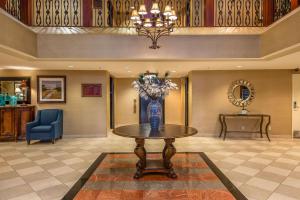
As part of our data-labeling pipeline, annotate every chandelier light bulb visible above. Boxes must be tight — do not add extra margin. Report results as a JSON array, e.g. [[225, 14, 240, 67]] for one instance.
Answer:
[[156, 18, 163, 27], [150, 3, 160, 14], [144, 18, 152, 27], [163, 5, 172, 16], [138, 5, 147, 15], [169, 10, 178, 21], [131, 10, 140, 20]]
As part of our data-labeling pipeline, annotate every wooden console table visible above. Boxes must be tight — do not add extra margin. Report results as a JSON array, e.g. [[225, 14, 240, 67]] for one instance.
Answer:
[[0, 105, 35, 141], [219, 114, 271, 141]]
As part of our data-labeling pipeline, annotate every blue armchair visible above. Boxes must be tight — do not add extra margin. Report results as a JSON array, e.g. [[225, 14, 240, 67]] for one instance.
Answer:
[[26, 109, 63, 144]]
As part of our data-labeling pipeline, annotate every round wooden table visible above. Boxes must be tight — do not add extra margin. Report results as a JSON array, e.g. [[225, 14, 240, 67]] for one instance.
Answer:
[[113, 124, 198, 179]]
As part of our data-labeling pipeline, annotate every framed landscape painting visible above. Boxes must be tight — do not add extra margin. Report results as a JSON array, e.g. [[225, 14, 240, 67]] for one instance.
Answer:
[[37, 76, 66, 103]]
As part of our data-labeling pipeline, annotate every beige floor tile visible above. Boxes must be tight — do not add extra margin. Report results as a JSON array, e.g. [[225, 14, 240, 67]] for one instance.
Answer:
[[8, 192, 41, 200], [267, 193, 298, 200], [0, 184, 33, 200], [55, 171, 82, 184], [22, 171, 51, 183], [0, 165, 14, 174], [34, 158, 58, 165], [29, 177, 62, 191], [275, 158, 299, 165], [61, 157, 84, 165], [222, 157, 245, 165], [37, 184, 69, 200], [0, 177, 25, 190], [48, 166, 75, 176], [263, 166, 291, 176], [24, 151, 45, 158], [7, 158, 31, 166], [256, 171, 287, 183], [16, 166, 44, 176], [232, 166, 260, 176], [239, 184, 272, 200], [273, 184, 300, 199], [40, 161, 66, 170], [248, 157, 273, 165], [48, 151, 68, 157], [282, 177, 300, 189], [246, 177, 280, 191]]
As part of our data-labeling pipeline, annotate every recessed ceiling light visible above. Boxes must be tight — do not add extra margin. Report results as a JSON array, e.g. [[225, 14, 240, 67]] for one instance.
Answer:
[[171, 70, 176, 73], [68, 65, 74, 68], [236, 65, 243, 68], [3, 66, 35, 70], [127, 70, 132, 73]]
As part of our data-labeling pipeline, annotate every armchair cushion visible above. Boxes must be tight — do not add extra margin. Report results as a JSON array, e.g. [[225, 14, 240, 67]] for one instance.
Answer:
[[40, 110, 60, 125], [31, 125, 52, 133]]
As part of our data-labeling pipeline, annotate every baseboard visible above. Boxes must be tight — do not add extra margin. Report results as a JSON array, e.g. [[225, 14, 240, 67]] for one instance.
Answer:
[[194, 132, 292, 139], [63, 134, 107, 138]]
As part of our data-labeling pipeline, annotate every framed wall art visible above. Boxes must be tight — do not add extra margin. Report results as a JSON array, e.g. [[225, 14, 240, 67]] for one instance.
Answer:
[[37, 76, 66, 103], [81, 84, 102, 97]]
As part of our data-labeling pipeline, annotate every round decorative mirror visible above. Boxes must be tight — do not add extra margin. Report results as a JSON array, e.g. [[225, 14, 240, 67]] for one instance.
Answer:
[[228, 80, 255, 111]]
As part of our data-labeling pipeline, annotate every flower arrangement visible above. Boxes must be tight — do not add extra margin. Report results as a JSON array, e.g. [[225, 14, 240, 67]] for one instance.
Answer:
[[132, 72, 178, 100]]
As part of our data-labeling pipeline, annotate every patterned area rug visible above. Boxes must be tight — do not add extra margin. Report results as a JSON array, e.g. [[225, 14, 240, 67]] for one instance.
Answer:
[[63, 153, 247, 200]]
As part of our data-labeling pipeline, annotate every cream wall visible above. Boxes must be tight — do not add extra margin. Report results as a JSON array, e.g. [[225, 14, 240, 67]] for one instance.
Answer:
[[114, 78, 185, 126], [0, 10, 37, 56], [261, 8, 300, 56], [0, 70, 109, 137], [190, 70, 292, 136]]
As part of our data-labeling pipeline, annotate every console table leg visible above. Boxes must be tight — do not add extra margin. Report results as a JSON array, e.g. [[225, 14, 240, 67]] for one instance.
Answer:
[[223, 117, 228, 141], [134, 138, 146, 179], [260, 116, 264, 138], [219, 115, 224, 138], [265, 116, 271, 142], [163, 138, 177, 178]]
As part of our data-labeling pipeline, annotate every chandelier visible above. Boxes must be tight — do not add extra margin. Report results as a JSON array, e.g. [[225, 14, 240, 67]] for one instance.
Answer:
[[131, 2, 178, 49]]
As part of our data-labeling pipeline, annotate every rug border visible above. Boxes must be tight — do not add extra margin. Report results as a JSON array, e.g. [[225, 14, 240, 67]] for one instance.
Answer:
[[62, 153, 107, 200], [62, 152, 247, 200]]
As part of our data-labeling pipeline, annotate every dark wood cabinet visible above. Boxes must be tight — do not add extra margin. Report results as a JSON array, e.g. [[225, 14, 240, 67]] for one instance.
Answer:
[[0, 106, 35, 141]]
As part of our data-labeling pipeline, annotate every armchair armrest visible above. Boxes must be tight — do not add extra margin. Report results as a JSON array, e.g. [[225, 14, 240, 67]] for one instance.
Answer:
[[26, 120, 40, 130], [51, 120, 61, 137], [27, 110, 41, 131]]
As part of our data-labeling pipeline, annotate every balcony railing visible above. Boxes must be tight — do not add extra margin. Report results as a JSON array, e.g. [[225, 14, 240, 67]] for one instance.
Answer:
[[1, 0, 299, 27], [3, 0, 20, 20]]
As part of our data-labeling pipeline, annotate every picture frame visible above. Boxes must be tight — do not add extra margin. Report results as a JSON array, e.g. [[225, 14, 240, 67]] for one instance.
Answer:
[[37, 76, 66, 103], [81, 84, 102, 97]]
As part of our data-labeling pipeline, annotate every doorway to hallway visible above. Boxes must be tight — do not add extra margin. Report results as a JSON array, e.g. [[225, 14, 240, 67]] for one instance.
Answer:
[[292, 74, 300, 138]]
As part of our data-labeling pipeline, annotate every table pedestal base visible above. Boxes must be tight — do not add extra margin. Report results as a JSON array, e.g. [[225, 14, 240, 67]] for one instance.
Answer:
[[134, 138, 177, 179]]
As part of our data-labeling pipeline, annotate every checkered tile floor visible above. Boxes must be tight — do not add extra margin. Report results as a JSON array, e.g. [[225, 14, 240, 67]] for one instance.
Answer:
[[0, 133, 300, 200]]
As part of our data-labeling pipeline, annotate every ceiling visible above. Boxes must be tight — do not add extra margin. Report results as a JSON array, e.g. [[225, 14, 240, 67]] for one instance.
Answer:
[[0, 49, 299, 77]]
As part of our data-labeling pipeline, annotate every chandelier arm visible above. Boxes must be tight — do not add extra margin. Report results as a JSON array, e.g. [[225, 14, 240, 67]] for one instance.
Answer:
[[139, 26, 156, 41], [155, 28, 172, 40]]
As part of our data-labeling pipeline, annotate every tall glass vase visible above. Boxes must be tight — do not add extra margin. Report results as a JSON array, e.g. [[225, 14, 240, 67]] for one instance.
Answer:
[[147, 99, 162, 131]]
